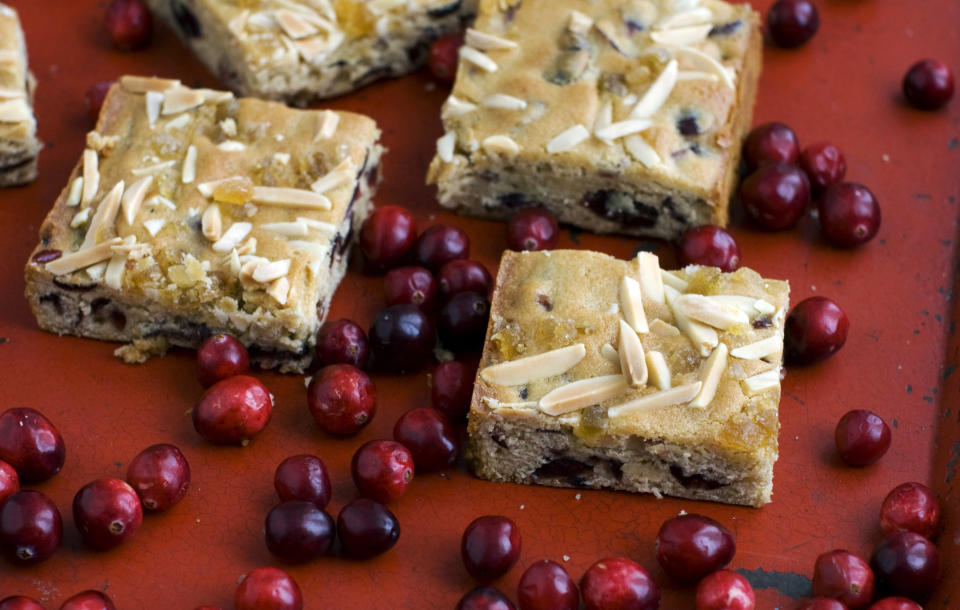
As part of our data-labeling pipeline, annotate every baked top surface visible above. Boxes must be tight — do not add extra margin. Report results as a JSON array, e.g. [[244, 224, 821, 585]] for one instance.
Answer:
[[0, 3, 36, 145]]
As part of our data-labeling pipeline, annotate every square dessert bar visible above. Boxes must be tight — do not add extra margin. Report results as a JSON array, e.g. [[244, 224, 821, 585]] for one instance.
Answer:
[[467, 250, 789, 507], [24, 76, 383, 373], [427, 0, 762, 240], [0, 3, 40, 186], [147, 0, 476, 103]]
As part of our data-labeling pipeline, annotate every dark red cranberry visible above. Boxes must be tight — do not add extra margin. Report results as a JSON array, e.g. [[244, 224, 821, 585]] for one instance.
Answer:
[[461, 515, 522, 581], [812, 550, 875, 608], [105, 0, 153, 50], [902, 59, 954, 110], [415, 224, 470, 271], [506, 208, 559, 252], [817, 183, 881, 248], [835, 410, 891, 467], [307, 364, 377, 436], [0, 490, 62, 565], [85, 81, 113, 124], [274, 454, 332, 508], [743, 122, 800, 171], [336, 498, 400, 558], [350, 440, 415, 503], [457, 586, 516, 610], [428, 33, 464, 83], [580, 556, 660, 610], [784, 297, 849, 365], [126, 443, 190, 511], [870, 532, 941, 600], [677, 226, 741, 271], [766, 0, 819, 48], [800, 142, 847, 197], [695, 570, 755, 610], [439, 292, 490, 351], [517, 560, 578, 610], [196, 333, 250, 387], [234, 567, 302, 610], [796, 599, 849, 610], [739, 163, 810, 230], [655, 514, 736, 583], [879, 482, 940, 539], [316, 319, 369, 368], [369, 304, 436, 373], [31, 249, 62, 264], [360, 205, 417, 272], [72, 478, 143, 550], [0, 407, 66, 483], [265, 500, 335, 563], [867, 598, 922, 610], [59, 591, 115, 610], [192, 607, 222, 610], [431, 360, 475, 422], [384, 266, 437, 312], [192, 375, 273, 445], [0, 460, 19, 506], [0, 597, 45, 610], [393, 408, 459, 471], [437, 260, 494, 301]]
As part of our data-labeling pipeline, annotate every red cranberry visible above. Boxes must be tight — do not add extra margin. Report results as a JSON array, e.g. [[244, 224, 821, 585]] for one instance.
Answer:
[[393, 408, 459, 471], [428, 33, 464, 83], [126, 444, 190, 512], [31, 249, 62, 264], [307, 364, 377, 436], [234, 567, 302, 610], [506, 208, 559, 252], [0, 490, 62, 565], [800, 142, 847, 196], [695, 570, 755, 610], [879, 482, 940, 539], [870, 532, 941, 600], [835, 410, 891, 467], [0, 597, 45, 610], [817, 183, 881, 248], [461, 515, 522, 581], [0, 460, 19, 506], [766, 0, 819, 48], [517, 560, 578, 610], [384, 266, 437, 312], [192, 375, 273, 445], [796, 599, 849, 610], [359, 205, 417, 272], [676, 226, 741, 271], [655, 514, 736, 583], [59, 591, 115, 610], [316, 319, 369, 368], [739, 163, 810, 230], [105, 0, 153, 50], [437, 259, 494, 301], [743, 122, 800, 171], [902, 59, 954, 110], [85, 81, 113, 124], [439, 292, 490, 351], [274, 454, 332, 508], [432, 360, 475, 422], [0, 407, 66, 483], [867, 598, 922, 610], [72, 478, 143, 551], [580, 556, 660, 610], [336, 498, 400, 558], [812, 550, 875, 608], [196, 334, 250, 387], [265, 500, 335, 563], [350, 440, 415, 503], [784, 297, 849, 365], [415, 224, 470, 271], [457, 586, 516, 610], [369, 304, 436, 373]]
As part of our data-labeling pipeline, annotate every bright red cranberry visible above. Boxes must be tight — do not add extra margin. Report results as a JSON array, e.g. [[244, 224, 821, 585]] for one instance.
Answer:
[[677, 226, 741, 271], [457, 586, 516, 610], [0, 490, 61, 565], [125, 443, 190, 512], [867, 598, 922, 610], [800, 142, 847, 196], [879, 482, 940, 539], [196, 334, 250, 387], [835, 410, 891, 467], [812, 550, 875, 608], [655, 514, 736, 583], [274, 454, 331, 508], [307, 364, 377, 436], [85, 81, 113, 124], [193, 375, 273, 445], [0, 407, 66, 483], [517, 560, 578, 610], [461, 515, 522, 581], [766, 0, 819, 48], [369, 304, 436, 373], [743, 122, 800, 171], [0, 597, 44, 610], [0, 460, 18, 506], [580, 556, 660, 610], [695, 570, 755, 610], [393, 408, 459, 471], [105, 0, 152, 50], [784, 297, 849, 365], [72, 478, 143, 551], [415, 224, 470, 271], [432, 360, 475, 422], [506, 208, 559, 252], [316, 319, 369, 368], [350, 440, 415, 503], [437, 260, 494, 301], [871, 532, 941, 600], [902, 59, 954, 110], [384, 266, 437, 312], [265, 500, 335, 563], [796, 599, 849, 610], [59, 591, 115, 610], [336, 498, 400, 558], [818, 183, 881, 248], [439, 292, 490, 351], [234, 567, 302, 610], [428, 33, 464, 83], [740, 163, 810, 230], [359, 205, 417, 272]]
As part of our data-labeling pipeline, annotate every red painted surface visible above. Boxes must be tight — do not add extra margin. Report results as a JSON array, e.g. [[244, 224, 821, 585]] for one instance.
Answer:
[[1, 0, 958, 607]]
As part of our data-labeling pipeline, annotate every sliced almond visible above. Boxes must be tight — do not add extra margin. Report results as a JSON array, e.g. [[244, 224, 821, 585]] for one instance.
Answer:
[[754, 299, 776, 315], [212, 222, 253, 253], [650, 24, 712, 46], [730, 336, 782, 360], [143, 218, 166, 236], [163, 114, 191, 131], [145, 91, 163, 128], [219, 117, 238, 137], [671, 45, 734, 89], [162, 87, 205, 115], [315, 110, 340, 140], [147, 195, 176, 210], [274, 9, 318, 39], [649, 319, 680, 337], [624, 134, 662, 168], [121, 76, 181, 93], [86, 131, 121, 151], [482, 135, 520, 157], [645, 351, 671, 390], [132, 160, 176, 176], [690, 342, 728, 408], [618, 320, 648, 388], [665, 285, 717, 357], [121, 176, 153, 226], [459, 46, 498, 72], [443, 96, 478, 118], [66, 176, 83, 207], [657, 7, 713, 29], [465, 28, 518, 50], [45, 238, 124, 275], [252, 259, 291, 283], [217, 140, 246, 151], [310, 159, 354, 194], [607, 381, 702, 418], [181, 145, 197, 184], [482, 398, 538, 411], [660, 269, 689, 291], [595, 119, 652, 142], [547, 125, 589, 154], [568, 9, 594, 35], [236, 236, 257, 256], [85, 261, 107, 281], [676, 70, 719, 83], [708, 295, 759, 316], [630, 59, 678, 119], [70, 207, 91, 228], [201, 204, 223, 242], [539, 375, 629, 416], [636, 252, 664, 304], [480, 344, 587, 386], [104, 244, 130, 290], [600, 342, 620, 364], [296, 217, 338, 234], [261, 221, 309, 237], [81, 149, 99, 207], [742, 369, 781, 394], [593, 101, 613, 136], [267, 276, 291, 305], [677, 294, 749, 329], [436, 132, 456, 163], [619, 276, 649, 334], [82, 181, 125, 249], [482, 94, 526, 110], [251, 186, 331, 210]]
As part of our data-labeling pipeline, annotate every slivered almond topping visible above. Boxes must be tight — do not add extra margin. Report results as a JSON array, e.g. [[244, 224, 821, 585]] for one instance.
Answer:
[[273, 153, 291, 165], [120, 76, 181, 93], [601, 343, 620, 364], [436, 132, 456, 163], [568, 10, 594, 35], [650, 24, 712, 46], [131, 160, 176, 176], [198, 88, 233, 104], [618, 320, 648, 388], [707, 295, 759, 316], [224, 249, 242, 275], [754, 299, 776, 315], [482, 135, 520, 157], [315, 110, 340, 140], [82, 181, 125, 249], [147, 195, 176, 210], [66, 177, 84, 207], [310, 159, 354, 194], [201, 205, 223, 242], [297, 217, 337, 234], [121, 176, 153, 226], [45, 238, 124, 275], [649, 319, 681, 337], [143, 218, 166, 236], [181, 145, 197, 184], [145, 91, 162, 128], [212, 222, 253, 252], [70, 208, 91, 228], [217, 140, 246, 151], [645, 351, 671, 390], [163, 114, 191, 131], [465, 28, 518, 50], [547, 125, 589, 154], [104, 237, 134, 290], [665, 285, 717, 357], [624, 134, 662, 168], [460, 46, 498, 72], [676, 294, 749, 329], [261, 221, 309, 237], [85, 262, 107, 281], [539, 375, 629, 416], [252, 259, 291, 283], [237, 237, 257, 256], [742, 369, 781, 394], [595, 119, 652, 142], [219, 117, 237, 137], [267, 276, 291, 305], [481, 344, 587, 386], [251, 186, 332, 210], [81, 149, 99, 206], [110, 240, 149, 257], [482, 94, 526, 110], [274, 9, 318, 39], [443, 96, 477, 117], [607, 382, 702, 418], [671, 45, 735, 89], [657, 7, 713, 29], [660, 269, 689, 291], [690, 342, 728, 408], [730, 336, 782, 360], [619, 276, 649, 334], [482, 398, 538, 411], [630, 59, 679, 119], [636, 252, 664, 304], [85, 131, 121, 151], [677, 70, 719, 82], [593, 101, 613, 136], [162, 87, 205, 115]]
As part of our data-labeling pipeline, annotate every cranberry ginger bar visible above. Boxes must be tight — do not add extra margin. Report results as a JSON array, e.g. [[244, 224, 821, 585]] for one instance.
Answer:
[[0, 3, 40, 186]]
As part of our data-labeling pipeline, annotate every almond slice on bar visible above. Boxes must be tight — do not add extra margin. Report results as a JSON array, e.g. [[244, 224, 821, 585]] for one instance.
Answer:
[[649, 319, 681, 337], [145, 91, 163, 128], [443, 96, 478, 118], [636, 252, 664, 304], [482, 94, 527, 110], [212, 222, 253, 253], [618, 320, 648, 388], [81, 149, 99, 207], [707, 295, 760, 317], [656, 7, 713, 29], [82, 181, 125, 249], [607, 381, 702, 418], [482, 398, 538, 411], [0, 99, 32, 123], [201, 204, 223, 242], [600, 342, 620, 365], [274, 9, 318, 39], [665, 285, 718, 357], [539, 375, 629, 416], [568, 10, 594, 35], [482, 135, 520, 157], [676, 294, 749, 329], [182, 145, 197, 184], [162, 88, 205, 115], [315, 110, 340, 140], [650, 24, 712, 46], [143, 218, 166, 236], [730, 336, 782, 360], [480, 344, 586, 386], [268, 276, 291, 305], [660, 269, 689, 291], [741, 369, 781, 395], [595, 119, 653, 142], [45, 238, 124, 275], [121, 176, 153, 226], [261, 221, 310, 238], [754, 299, 777, 315], [121, 76, 182, 93], [252, 259, 291, 283], [547, 125, 589, 154], [670, 45, 735, 89], [630, 59, 678, 119], [645, 351, 671, 390], [66, 176, 83, 207], [310, 159, 355, 194], [103, 236, 136, 290], [619, 276, 649, 333], [465, 28, 518, 50], [459, 46, 499, 72], [690, 342, 728, 408], [436, 132, 456, 163], [624, 134, 662, 168], [251, 186, 332, 210]]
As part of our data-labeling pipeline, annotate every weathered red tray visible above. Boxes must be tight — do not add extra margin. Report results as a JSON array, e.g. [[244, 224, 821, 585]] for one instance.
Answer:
[[1, 0, 958, 606]]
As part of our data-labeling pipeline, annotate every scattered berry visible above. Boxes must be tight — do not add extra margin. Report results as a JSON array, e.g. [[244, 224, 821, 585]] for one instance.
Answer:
[[835, 410, 891, 466], [695, 570, 755, 610], [234, 567, 302, 610], [431, 360, 475, 422], [439, 292, 490, 351], [274, 454, 332, 508], [0, 407, 66, 483], [384, 266, 437, 312], [506, 208, 559, 252], [85, 81, 113, 124], [415, 224, 470, 271], [316, 319, 369, 368], [428, 33, 464, 83], [818, 183, 881, 248], [0, 460, 19, 506], [59, 591, 116, 610], [784, 297, 849, 365], [337, 498, 401, 558], [766, 0, 819, 48], [655, 514, 736, 583], [437, 259, 494, 301], [902, 59, 954, 110], [0, 597, 45, 610], [517, 560, 578, 610], [580, 557, 660, 610], [870, 532, 941, 600], [461, 515, 522, 582], [879, 482, 940, 539], [867, 598, 922, 610], [393, 407, 459, 471], [796, 599, 849, 610], [193, 375, 273, 445], [457, 586, 516, 610], [104, 0, 153, 50], [676, 226, 741, 271], [739, 163, 810, 230], [743, 122, 800, 171], [811, 550, 875, 608], [73, 478, 143, 551], [196, 333, 250, 387], [0, 490, 62, 565], [126, 443, 190, 511], [351, 440, 415, 503], [265, 500, 335, 563], [307, 364, 377, 436], [800, 142, 847, 197], [369, 304, 436, 373], [359, 205, 418, 272]]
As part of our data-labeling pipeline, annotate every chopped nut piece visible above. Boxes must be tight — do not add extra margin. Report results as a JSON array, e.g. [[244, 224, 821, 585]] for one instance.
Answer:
[[547, 125, 590, 154], [660, 269, 689, 291], [217, 140, 246, 151], [437, 132, 456, 163], [636, 252, 664, 304], [624, 134, 662, 168], [618, 320, 648, 388], [45, 238, 124, 275], [182, 145, 197, 184], [741, 369, 780, 394], [121, 76, 182, 93], [690, 342, 728, 408], [70, 207, 91, 228], [645, 351, 671, 390], [212, 222, 253, 252], [268, 276, 291, 305], [481, 344, 587, 386], [310, 159, 354, 194], [595, 119, 652, 142], [274, 9, 319, 39], [649, 319, 681, 337], [252, 259, 292, 283], [619, 276, 649, 334], [201, 204, 223, 242], [600, 342, 620, 364], [607, 381, 702, 418], [145, 91, 163, 128], [650, 24, 712, 46], [219, 117, 237, 137], [66, 177, 84, 207], [86, 131, 122, 152], [460, 46, 499, 72], [163, 114, 191, 131], [539, 375, 629, 416], [143, 218, 166, 236], [315, 110, 340, 140], [482, 135, 520, 157], [104, 237, 134, 290], [465, 28, 518, 50], [81, 149, 100, 207], [121, 176, 153, 226], [568, 9, 593, 35], [729, 336, 782, 360], [162, 87, 206, 115], [236, 236, 257, 256], [251, 186, 332, 210], [665, 285, 717, 357], [676, 293, 749, 329], [630, 59, 679, 119], [0, 99, 28, 123], [482, 94, 527, 110], [443, 95, 478, 118], [82, 181, 125, 249]]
